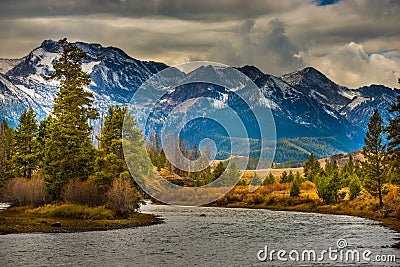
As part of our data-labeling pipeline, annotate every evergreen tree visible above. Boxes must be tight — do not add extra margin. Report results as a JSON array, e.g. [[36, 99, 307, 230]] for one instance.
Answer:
[[287, 171, 295, 183], [44, 38, 98, 198], [325, 160, 339, 175], [12, 108, 39, 178], [316, 172, 340, 204], [0, 120, 14, 185], [303, 153, 321, 181], [37, 116, 53, 167], [340, 155, 355, 186], [279, 171, 288, 183], [212, 162, 226, 181], [348, 173, 362, 200], [386, 79, 400, 182], [250, 172, 262, 186], [295, 171, 302, 182], [220, 160, 241, 187], [290, 177, 300, 198], [263, 173, 275, 185], [362, 109, 387, 207], [95, 106, 129, 193]]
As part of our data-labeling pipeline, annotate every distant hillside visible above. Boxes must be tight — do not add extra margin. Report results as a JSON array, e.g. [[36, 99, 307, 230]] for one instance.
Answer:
[[0, 40, 398, 162]]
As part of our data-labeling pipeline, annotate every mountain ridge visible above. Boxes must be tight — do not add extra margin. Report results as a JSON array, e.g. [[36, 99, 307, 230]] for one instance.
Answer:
[[1, 39, 399, 162]]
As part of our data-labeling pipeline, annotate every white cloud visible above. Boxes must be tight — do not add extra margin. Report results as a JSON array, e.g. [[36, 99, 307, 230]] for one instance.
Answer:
[[0, 0, 399, 88], [303, 42, 400, 88]]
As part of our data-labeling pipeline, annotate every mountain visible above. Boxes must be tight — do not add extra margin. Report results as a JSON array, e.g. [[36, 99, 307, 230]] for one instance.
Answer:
[[0, 40, 399, 162]]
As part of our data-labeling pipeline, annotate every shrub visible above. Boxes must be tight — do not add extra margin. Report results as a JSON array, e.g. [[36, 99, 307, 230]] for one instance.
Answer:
[[0, 177, 50, 207], [106, 177, 142, 218], [62, 179, 102, 207], [300, 181, 316, 191], [28, 204, 114, 219]]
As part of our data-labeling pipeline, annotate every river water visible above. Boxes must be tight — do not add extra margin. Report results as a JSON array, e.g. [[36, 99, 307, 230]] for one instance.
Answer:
[[0, 203, 399, 266]]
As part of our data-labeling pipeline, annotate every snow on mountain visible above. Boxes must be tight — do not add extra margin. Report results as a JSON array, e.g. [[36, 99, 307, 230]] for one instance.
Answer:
[[281, 67, 354, 111], [0, 40, 399, 159]]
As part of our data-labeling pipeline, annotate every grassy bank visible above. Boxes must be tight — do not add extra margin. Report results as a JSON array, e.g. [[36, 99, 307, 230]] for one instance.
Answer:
[[0, 204, 161, 235], [209, 183, 400, 235]]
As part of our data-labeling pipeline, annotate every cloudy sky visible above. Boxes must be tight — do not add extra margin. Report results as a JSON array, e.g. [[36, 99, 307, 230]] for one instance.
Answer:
[[0, 0, 399, 88]]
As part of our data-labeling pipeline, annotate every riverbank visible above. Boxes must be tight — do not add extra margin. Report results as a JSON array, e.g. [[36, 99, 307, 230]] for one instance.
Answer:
[[0, 205, 162, 235], [208, 184, 400, 237], [212, 202, 400, 234]]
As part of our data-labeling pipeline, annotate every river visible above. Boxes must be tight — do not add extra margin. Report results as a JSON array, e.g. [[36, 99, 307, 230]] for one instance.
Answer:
[[0, 203, 399, 266]]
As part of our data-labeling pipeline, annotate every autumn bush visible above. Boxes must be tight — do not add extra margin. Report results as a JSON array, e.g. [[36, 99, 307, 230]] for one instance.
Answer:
[[106, 177, 142, 218], [62, 179, 102, 207], [300, 181, 316, 191], [0, 177, 49, 207]]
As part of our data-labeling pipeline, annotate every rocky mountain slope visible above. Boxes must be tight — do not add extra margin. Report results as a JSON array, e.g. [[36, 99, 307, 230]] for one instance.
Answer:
[[0, 40, 398, 162]]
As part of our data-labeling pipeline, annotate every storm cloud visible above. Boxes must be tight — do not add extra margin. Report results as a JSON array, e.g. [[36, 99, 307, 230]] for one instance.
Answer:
[[0, 0, 399, 88]]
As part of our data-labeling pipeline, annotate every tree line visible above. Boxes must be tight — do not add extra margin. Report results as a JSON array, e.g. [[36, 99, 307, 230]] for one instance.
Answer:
[[301, 88, 400, 206], [0, 39, 144, 217]]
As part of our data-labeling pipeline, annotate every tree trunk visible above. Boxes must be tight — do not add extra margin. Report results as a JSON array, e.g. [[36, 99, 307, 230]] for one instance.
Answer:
[[378, 184, 383, 207]]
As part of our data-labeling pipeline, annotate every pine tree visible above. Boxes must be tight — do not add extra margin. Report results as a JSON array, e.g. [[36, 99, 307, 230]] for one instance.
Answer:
[[316, 172, 340, 204], [279, 170, 288, 183], [95, 105, 132, 193], [37, 116, 53, 167], [12, 108, 39, 178], [341, 155, 355, 186], [263, 173, 275, 185], [290, 177, 300, 198], [303, 153, 321, 181], [44, 38, 98, 198], [287, 171, 295, 183], [362, 109, 387, 207], [0, 120, 14, 185], [250, 172, 262, 186], [348, 173, 362, 200], [212, 162, 226, 181], [386, 79, 400, 182]]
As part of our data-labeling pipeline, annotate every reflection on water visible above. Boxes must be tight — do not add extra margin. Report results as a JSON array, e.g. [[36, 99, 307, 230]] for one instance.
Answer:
[[0, 203, 399, 266]]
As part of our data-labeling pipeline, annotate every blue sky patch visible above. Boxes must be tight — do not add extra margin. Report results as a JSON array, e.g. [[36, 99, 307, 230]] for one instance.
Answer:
[[313, 0, 340, 6]]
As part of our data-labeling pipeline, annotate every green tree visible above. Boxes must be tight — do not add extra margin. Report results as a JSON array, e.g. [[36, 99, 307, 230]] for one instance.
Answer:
[[0, 120, 14, 185], [12, 108, 39, 178], [95, 106, 132, 193], [386, 79, 400, 183], [263, 173, 275, 185], [279, 170, 288, 183], [340, 155, 355, 187], [280, 170, 294, 183], [212, 162, 226, 181], [250, 172, 262, 186], [362, 109, 387, 207], [316, 172, 341, 204], [295, 171, 302, 182], [290, 177, 300, 198], [303, 153, 321, 181], [287, 171, 295, 183], [43, 38, 98, 198], [348, 173, 362, 200], [214, 160, 240, 187], [37, 116, 53, 168]]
